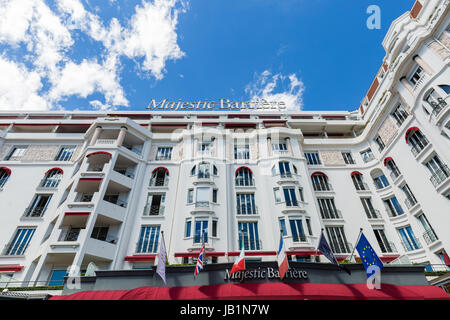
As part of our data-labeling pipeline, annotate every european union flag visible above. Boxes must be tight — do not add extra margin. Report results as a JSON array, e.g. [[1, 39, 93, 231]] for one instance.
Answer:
[[355, 232, 384, 278]]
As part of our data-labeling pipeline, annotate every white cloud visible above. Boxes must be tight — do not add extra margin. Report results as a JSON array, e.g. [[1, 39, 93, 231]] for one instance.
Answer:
[[245, 70, 305, 111], [0, 56, 50, 110], [0, 0, 187, 110]]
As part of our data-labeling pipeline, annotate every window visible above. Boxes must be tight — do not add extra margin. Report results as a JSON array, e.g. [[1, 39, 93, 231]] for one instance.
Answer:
[[406, 129, 429, 155], [236, 193, 256, 214], [150, 168, 169, 187], [136, 225, 160, 253], [212, 220, 218, 237], [305, 218, 313, 236], [5, 145, 28, 161], [325, 226, 350, 254], [185, 220, 191, 238], [190, 166, 196, 175], [278, 161, 291, 177], [212, 189, 218, 203], [425, 154, 450, 187], [317, 198, 341, 219], [342, 152, 355, 164], [374, 136, 385, 152], [48, 269, 68, 286], [55, 146, 76, 161], [401, 184, 417, 209], [279, 218, 287, 236], [409, 65, 425, 86], [417, 213, 438, 244], [283, 188, 298, 206], [312, 173, 331, 191], [144, 193, 165, 216], [305, 152, 321, 165], [235, 167, 254, 186], [373, 174, 390, 189], [289, 219, 306, 242], [397, 226, 421, 251], [25, 194, 52, 217], [198, 162, 210, 178], [372, 227, 393, 253], [298, 188, 304, 202], [91, 227, 109, 241], [360, 198, 380, 219], [238, 222, 260, 250], [0, 167, 11, 188], [196, 187, 210, 206], [198, 142, 211, 152], [234, 144, 250, 160], [155, 147, 172, 160], [187, 189, 194, 203], [272, 143, 287, 151], [391, 104, 409, 126], [385, 158, 401, 179], [383, 196, 404, 217], [360, 149, 374, 163], [273, 188, 282, 203], [5, 228, 36, 255], [194, 220, 208, 243], [213, 165, 218, 176], [41, 169, 63, 188], [424, 89, 446, 116], [351, 172, 367, 191]]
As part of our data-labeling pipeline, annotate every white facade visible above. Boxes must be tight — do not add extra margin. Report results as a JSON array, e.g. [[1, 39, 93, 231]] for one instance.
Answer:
[[0, 0, 449, 287]]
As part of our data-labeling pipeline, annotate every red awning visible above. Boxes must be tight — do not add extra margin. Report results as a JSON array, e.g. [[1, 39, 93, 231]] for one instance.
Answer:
[[152, 167, 169, 175], [405, 127, 419, 142], [442, 251, 450, 266], [86, 151, 112, 158], [350, 171, 363, 176], [45, 167, 63, 175], [311, 171, 328, 179], [0, 265, 23, 272], [49, 283, 450, 300], [0, 167, 11, 175], [235, 166, 253, 175], [384, 157, 393, 166]]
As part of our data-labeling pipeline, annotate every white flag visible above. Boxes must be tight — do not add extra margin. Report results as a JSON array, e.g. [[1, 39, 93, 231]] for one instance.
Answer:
[[156, 236, 167, 285]]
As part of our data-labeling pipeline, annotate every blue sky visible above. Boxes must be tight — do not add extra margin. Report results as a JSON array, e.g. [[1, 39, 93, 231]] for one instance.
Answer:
[[0, 0, 414, 112]]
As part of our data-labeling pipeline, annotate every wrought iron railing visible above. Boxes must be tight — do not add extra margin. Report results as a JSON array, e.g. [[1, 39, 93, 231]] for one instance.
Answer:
[[236, 205, 258, 215], [149, 178, 169, 187], [313, 182, 333, 191], [366, 209, 382, 219], [320, 209, 343, 220], [354, 182, 369, 191], [430, 165, 450, 187], [143, 204, 164, 216], [235, 177, 255, 187], [23, 206, 47, 217], [404, 196, 418, 209], [423, 229, 438, 245]]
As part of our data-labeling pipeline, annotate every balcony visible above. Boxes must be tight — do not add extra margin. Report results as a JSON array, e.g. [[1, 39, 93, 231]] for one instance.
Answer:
[[85, 237, 117, 261], [149, 178, 169, 187], [404, 196, 418, 210], [320, 209, 343, 220], [430, 165, 450, 187], [143, 204, 164, 216], [236, 205, 258, 215], [313, 182, 333, 192], [235, 177, 255, 187], [423, 229, 439, 245], [96, 139, 116, 146], [23, 206, 47, 218]]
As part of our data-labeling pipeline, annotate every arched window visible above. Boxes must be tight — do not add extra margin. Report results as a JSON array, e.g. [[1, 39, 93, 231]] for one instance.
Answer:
[[370, 169, 389, 190], [150, 167, 169, 187], [235, 167, 254, 186], [41, 168, 63, 188], [213, 165, 218, 176], [0, 167, 11, 188], [351, 171, 367, 191], [191, 165, 196, 175], [424, 88, 447, 116], [384, 157, 401, 179], [311, 172, 331, 191], [405, 127, 429, 156]]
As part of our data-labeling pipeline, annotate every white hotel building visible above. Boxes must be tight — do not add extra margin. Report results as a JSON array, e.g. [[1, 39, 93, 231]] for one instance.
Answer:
[[0, 0, 449, 289]]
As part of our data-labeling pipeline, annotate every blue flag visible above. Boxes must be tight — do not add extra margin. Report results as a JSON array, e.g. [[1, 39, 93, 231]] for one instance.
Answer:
[[317, 231, 339, 266], [355, 232, 384, 278]]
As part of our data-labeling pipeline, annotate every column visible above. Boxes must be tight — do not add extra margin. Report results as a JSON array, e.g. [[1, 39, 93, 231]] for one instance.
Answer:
[[267, 137, 272, 156], [400, 77, 414, 95], [413, 55, 434, 75], [285, 137, 293, 155], [116, 126, 127, 147], [89, 126, 102, 146]]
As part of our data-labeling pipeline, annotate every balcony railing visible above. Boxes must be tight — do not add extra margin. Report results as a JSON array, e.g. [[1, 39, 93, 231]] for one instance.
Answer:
[[104, 198, 128, 208], [86, 166, 104, 172], [197, 172, 211, 179], [114, 169, 135, 179], [366, 209, 382, 219], [400, 238, 422, 251], [410, 139, 429, 157], [280, 172, 293, 178], [381, 241, 397, 254], [238, 239, 262, 251], [2, 242, 29, 256], [124, 145, 143, 156], [424, 264, 450, 272], [354, 182, 369, 191], [96, 139, 116, 145], [135, 241, 159, 254], [236, 205, 258, 215], [235, 177, 255, 187], [58, 229, 82, 242], [23, 206, 47, 217], [430, 165, 450, 187], [313, 182, 333, 192], [38, 178, 61, 189], [143, 204, 164, 216], [404, 196, 418, 209], [195, 201, 211, 208], [423, 229, 439, 245], [390, 169, 401, 180], [149, 178, 169, 187], [320, 209, 343, 220]]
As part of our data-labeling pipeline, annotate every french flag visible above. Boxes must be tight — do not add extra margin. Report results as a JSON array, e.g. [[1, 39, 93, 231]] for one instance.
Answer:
[[230, 240, 246, 275], [277, 233, 289, 280]]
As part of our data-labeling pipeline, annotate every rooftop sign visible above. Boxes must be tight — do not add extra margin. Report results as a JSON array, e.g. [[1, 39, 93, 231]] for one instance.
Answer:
[[147, 98, 287, 111]]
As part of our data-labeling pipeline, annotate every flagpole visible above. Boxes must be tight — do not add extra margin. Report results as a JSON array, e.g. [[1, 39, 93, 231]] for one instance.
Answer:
[[313, 228, 324, 263], [347, 228, 363, 262]]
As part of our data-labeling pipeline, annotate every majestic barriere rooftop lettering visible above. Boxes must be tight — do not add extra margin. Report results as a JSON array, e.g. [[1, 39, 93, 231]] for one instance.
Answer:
[[147, 98, 287, 111]]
